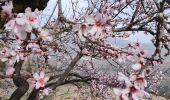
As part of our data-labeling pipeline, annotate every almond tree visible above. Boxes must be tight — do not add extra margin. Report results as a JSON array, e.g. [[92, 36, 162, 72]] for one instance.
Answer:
[[0, 0, 170, 100]]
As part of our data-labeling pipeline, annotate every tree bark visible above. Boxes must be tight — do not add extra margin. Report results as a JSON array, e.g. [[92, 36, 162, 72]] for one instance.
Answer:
[[9, 60, 29, 100], [9, 76, 29, 100], [27, 89, 39, 100]]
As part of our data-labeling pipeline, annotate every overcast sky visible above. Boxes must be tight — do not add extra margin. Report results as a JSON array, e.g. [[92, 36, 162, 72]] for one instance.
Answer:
[[42, 0, 153, 43]]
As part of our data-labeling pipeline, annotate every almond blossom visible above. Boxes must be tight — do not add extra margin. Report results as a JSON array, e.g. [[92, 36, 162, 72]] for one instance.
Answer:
[[131, 63, 142, 70], [26, 43, 43, 56], [0, 47, 8, 56], [72, 12, 113, 41], [39, 88, 52, 99], [114, 72, 149, 100], [25, 7, 39, 26], [117, 53, 127, 63], [126, 85, 149, 100], [117, 72, 130, 84], [1, 1, 13, 17], [0, 46, 27, 64], [130, 74, 147, 89], [114, 88, 129, 100], [72, 23, 89, 41], [33, 71, 49, 89], [27, 43, 40, 50], [4, 7, 39, 41], [6, 67, 15, 76], [114, 86, 149, 100], [5, 17, 31, 40], [85, 13, 110, 39], [38, 28, 53, 41], [0, 50, 18, 64], [0, 0, 168, 99]]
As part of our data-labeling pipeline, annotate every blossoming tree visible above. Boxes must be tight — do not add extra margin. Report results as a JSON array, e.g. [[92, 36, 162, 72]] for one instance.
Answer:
[[0, 0, 170, 100]]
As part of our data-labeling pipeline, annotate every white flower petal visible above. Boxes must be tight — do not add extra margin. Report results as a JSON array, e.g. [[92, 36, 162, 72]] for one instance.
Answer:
[[33, 73, 40, 80], [43, 88, 49, 95], [132, 93, 139, 100], [25, 24, 32, 32], [35, 82, 41, 89], [15, 18, 26, 26], [6, 67, 15, 76], [10, 51, 16, 56], [1, 58, 8, 62], [131, 63, 141, 70], [113, 88, 121, 95], [40, 71, 45, 78], [25, 7, 32, 13], [85, 16, 95, 24], [144, 79, 147, 87], [16, 55, 20, 62]]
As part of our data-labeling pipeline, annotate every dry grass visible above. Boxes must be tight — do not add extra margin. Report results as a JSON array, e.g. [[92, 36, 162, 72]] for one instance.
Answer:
[[43, 85, 170, 100], [151, 96, 170, 100]]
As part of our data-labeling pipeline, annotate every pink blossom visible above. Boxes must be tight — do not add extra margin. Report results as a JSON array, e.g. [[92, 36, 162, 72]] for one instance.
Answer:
[[15, 17, 32, 33], [5, 17, 31, 40], [19, 53, 27, 60], [85, 13, 107, 39], [114, 84, 149, 100], [0, 48, 9, 62], [26, 43, 43, 55], [25, 7, 39, 26], [126, 85, 149, 100], [6, 67, 15, 76], [42, 88, 50, 95], [115, 72, 149, 100], [1, 57, 8, 62], [38, 29, 53, 41], [27, 43, 40, 50], [39, 88, 52, 99], [114, 88, 129, 100], [0, 49, 19, 64], [130, 74, 147, 89], [4, 9, 38, 40], [117, 54, 127, 63], [5, 19, 15, 31], [131, 63, 142, 70], [72, 23, 89, 41], [33, 71, 49, 89], [1, 1, 13, 17], [117, 72, 131, 86]]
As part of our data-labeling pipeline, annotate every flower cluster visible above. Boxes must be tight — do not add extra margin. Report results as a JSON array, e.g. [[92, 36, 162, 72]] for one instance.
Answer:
[[0, 46, 27, 64], [5, 7, 39, 41], [0, 0, 168, 99], [33, 71, 49, 89], [1, 1, 13, 17], [72, 12, 113, 41], [38, 28, 53, 41], [114, 72, 149, 100], [5, 67, 15, 76], [0, 2, 53, 98], [32, 71, 51, 98]]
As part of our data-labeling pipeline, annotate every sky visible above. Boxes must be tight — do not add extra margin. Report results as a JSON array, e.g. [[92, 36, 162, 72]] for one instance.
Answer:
[[42, 0, 153, 44]]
